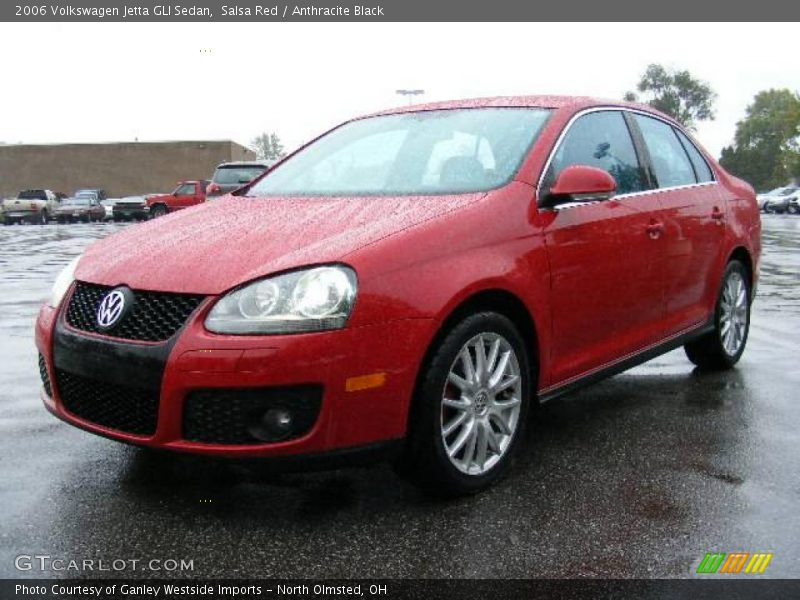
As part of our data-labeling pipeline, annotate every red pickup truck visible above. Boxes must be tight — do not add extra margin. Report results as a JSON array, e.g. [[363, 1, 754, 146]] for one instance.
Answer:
[[147, 180, 210, 218]]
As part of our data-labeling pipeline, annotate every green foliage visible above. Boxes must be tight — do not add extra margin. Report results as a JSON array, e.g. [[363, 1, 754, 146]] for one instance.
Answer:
[[719, 89, 800, 191], [251, 132, 286, 161], [625, 64, 716, 130]]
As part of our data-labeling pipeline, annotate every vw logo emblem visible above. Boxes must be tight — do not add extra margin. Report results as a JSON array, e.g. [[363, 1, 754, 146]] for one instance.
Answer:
[[96, 289, 128, 329]]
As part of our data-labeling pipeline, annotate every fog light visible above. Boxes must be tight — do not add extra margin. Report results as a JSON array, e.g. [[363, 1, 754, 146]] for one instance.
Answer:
[[248, 408, 294, 442]]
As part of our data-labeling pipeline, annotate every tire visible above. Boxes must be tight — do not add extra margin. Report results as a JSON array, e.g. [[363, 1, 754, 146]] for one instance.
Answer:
[[397, 312, 532, 496], [684, 260, 750, 370], [150, 204, 167, 218], [788, 204, 799, 215], [763, 202, 773, 214], [39, 211, 48, 225]]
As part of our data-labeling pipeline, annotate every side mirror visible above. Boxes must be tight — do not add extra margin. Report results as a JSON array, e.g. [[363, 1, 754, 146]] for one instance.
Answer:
[[542, 165, 616, 208]]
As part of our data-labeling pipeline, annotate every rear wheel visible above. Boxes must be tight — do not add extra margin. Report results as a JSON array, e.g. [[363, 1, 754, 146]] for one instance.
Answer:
[[685, 260, 750, 370], [788, 204, 799, 215], [39, 211, 48, 225], [398, 312, 531, 495]]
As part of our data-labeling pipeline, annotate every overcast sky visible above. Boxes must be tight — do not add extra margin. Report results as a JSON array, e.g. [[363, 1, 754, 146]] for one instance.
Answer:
[[0, 22, 797, 158]]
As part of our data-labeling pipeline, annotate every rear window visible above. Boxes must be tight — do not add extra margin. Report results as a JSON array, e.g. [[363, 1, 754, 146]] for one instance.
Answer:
[[214, 166, 267, 185], [18, 190, 47, 200]]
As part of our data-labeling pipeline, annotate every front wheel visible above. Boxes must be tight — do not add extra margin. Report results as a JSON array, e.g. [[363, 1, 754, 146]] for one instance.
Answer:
[[398, 312, 531, 495], [150, 205, 167, 218], [685, 260, 750, 370]]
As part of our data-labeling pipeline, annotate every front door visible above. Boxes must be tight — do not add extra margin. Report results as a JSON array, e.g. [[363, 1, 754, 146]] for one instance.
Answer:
[[172, 183, 196, 210], [539, 110, 665, 385]]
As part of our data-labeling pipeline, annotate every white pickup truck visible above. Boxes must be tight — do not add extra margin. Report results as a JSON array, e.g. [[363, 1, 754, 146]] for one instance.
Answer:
[[1, 189, 61, 225]]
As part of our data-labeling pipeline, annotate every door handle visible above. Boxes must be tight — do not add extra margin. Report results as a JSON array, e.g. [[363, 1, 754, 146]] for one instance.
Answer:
[[646, 219, 664, 239], [711, 207, 725, 224]]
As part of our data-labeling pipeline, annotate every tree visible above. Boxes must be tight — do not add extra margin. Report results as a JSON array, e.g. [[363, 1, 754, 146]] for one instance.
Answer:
[[625, 64, 717, 130], [251, 132, 286, 161], [719, 89, 800, 191]]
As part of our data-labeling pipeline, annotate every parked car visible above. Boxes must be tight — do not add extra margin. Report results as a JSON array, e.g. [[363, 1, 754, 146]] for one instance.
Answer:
[[100, 198, 117, 221], [112, 195, 151, 221], [206, 161, 271, 198], [37, 96, 760, 495], [53, 195, 106, 223], [757, 186, 797, 213], [74, 188, 108, 202], [1, 189, 60, 224], [147, 181, 209, 218]]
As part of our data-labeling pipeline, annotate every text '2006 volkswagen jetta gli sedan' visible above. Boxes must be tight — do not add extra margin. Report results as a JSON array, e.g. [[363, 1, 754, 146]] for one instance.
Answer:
[[36, 96, 761, 495]]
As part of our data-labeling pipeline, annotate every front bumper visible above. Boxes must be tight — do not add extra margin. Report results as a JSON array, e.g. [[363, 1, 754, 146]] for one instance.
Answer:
[[113, 206, 149, 220], [36, 294, 434, 460]]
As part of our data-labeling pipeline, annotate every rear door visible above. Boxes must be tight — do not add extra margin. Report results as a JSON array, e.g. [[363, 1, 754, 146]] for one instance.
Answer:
[[630, 114, 725, 334], [540, 110, 665, 385]]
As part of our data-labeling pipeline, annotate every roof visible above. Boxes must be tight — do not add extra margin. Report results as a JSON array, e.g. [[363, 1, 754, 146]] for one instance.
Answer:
[[366, 94, 671, 122]]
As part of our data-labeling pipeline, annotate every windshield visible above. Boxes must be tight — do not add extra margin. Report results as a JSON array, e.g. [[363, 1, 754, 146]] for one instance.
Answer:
[[214, 166, 266, 185], [247, 108, 551, 197]]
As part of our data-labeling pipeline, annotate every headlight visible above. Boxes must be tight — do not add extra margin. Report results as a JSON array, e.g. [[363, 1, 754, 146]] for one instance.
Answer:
[[205, 266, 357, 334], [49, 256, 80, 308]]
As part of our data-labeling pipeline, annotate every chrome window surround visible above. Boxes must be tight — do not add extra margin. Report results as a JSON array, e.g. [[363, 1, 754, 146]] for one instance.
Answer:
[[536, 106, 718, 210]]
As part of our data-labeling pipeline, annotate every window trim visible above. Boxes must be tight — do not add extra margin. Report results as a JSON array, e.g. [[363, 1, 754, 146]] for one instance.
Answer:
[[536, 106, 718, 209], [672, 125, 715, 184]]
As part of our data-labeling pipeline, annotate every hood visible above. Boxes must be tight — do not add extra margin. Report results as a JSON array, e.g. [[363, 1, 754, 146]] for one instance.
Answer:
[[76, 193, 482, 294]]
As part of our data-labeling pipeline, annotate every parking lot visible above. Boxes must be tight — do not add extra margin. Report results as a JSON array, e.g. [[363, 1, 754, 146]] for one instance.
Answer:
[[0, 215, 798, 579]]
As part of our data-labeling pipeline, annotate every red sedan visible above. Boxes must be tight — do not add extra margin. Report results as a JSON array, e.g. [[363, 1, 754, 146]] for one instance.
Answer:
[[36, 96, 761, 495]]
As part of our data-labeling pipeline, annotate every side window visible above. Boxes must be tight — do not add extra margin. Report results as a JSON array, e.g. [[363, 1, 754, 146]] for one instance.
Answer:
[[175, 184, 195, 195], [633, 115, 696, 188], [546, 111, 646, 195], [674, 128, 714, 183]]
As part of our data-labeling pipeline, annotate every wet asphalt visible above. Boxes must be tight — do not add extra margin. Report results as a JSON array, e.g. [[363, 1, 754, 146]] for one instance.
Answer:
[[0, 215, 798, 579]]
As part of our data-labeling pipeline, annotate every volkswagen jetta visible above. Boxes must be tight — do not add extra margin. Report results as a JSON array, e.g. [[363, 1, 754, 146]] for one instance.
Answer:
[[36, 96, 761, 494]]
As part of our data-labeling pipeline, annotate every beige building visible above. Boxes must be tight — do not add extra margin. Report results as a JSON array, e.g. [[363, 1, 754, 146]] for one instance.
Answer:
[[0, 140, 255, 198]]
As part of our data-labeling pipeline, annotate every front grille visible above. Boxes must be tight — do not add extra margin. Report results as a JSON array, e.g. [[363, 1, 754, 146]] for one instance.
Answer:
[[38, 354, 52, 397], [65, 281, 205, 342], [183, 386, 323, 445], [56, 369, 159, 435]]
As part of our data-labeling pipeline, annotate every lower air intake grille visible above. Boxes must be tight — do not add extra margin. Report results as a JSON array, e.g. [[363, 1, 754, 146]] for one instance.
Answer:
[[183, 386, 323, 445], [38, 354, 52, 397], [56, 369, 159, 435]]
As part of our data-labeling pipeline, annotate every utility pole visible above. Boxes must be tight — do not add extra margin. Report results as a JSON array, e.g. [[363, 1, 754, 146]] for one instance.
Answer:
[[396, 89, 425, 106]]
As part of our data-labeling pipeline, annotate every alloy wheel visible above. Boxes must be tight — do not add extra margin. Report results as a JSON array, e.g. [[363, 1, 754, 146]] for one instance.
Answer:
[[440, 333, 522, 476], [720, 271, 748, 356]]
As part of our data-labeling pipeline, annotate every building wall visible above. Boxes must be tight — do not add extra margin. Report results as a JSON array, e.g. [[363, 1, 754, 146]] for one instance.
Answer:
[[0, 141, 255, 198]]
